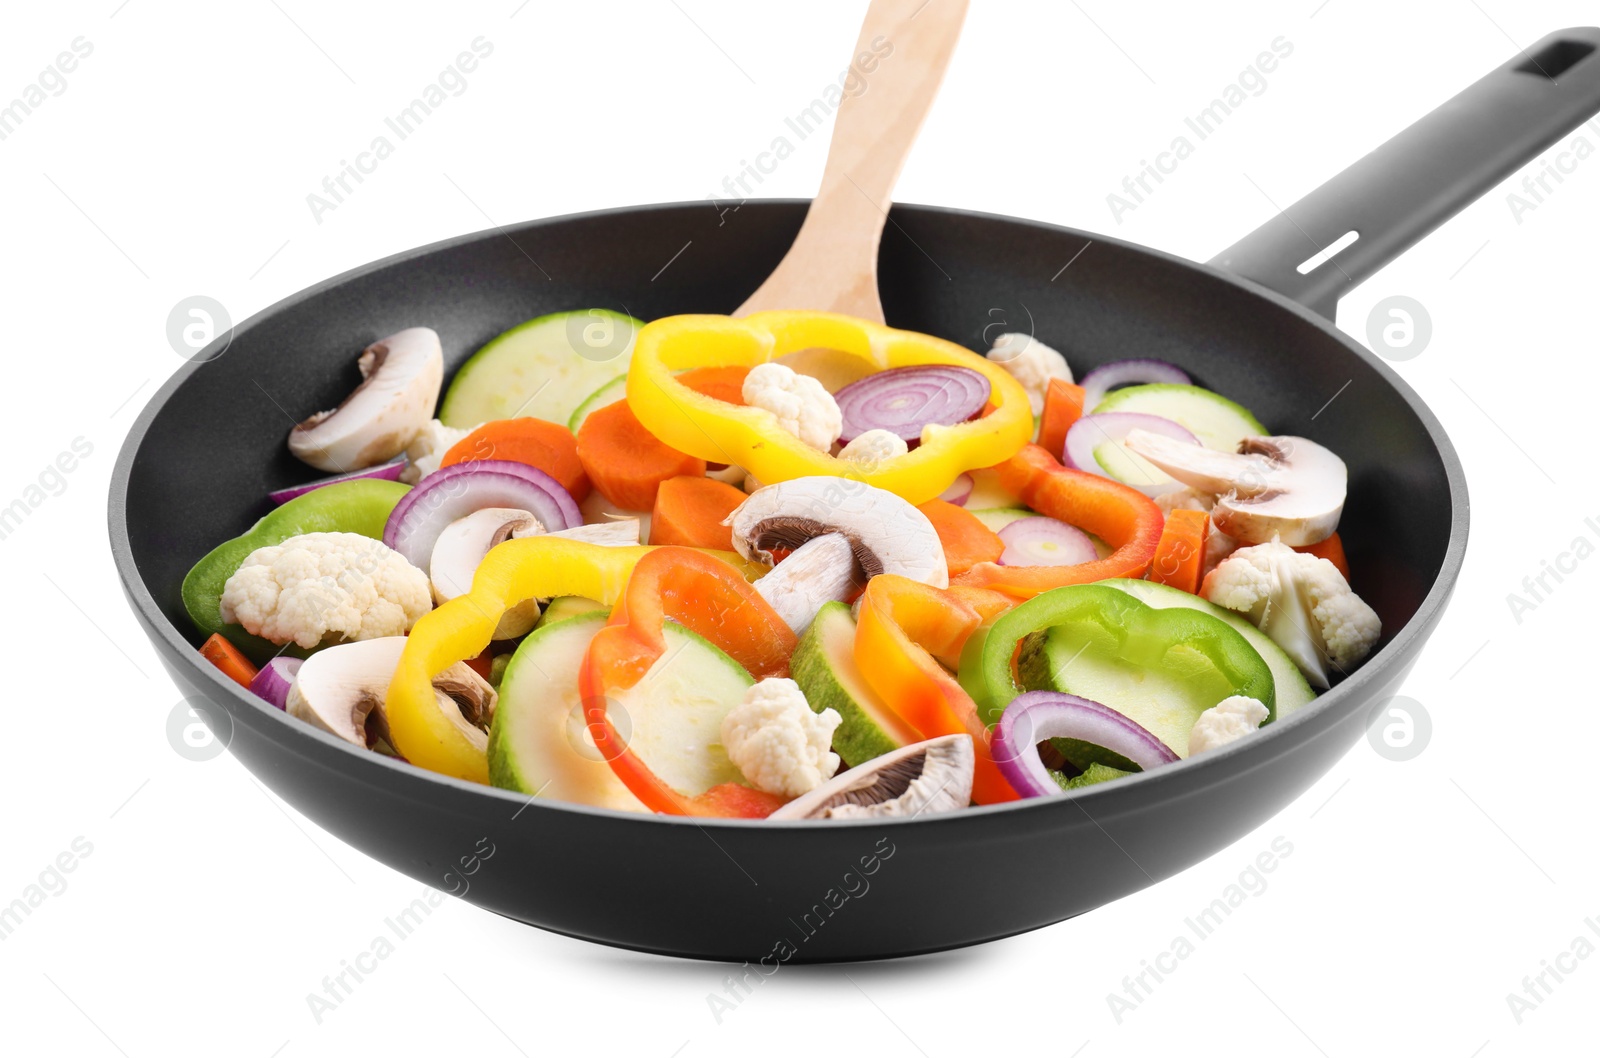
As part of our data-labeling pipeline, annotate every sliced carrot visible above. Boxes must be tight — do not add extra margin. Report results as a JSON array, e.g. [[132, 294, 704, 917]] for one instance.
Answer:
[[1149, 508, 1207, 594], [200, 633, 258, 689], [650, 475, 747, 550], [441, 417, 590, 501], [1295, 532, 1350, 581], [918, 499, 1005, 577], [576, 400, 706, 511], [1036, 379, 1086, 463], [677, 365, 749, 405]]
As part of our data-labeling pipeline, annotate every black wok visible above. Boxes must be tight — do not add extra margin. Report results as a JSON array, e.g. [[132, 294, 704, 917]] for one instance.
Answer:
[[111, 29, 1600, 960]]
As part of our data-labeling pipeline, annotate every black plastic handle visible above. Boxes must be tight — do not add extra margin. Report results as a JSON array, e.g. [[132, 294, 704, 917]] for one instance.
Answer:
[[1211, 27, 1600, 318]]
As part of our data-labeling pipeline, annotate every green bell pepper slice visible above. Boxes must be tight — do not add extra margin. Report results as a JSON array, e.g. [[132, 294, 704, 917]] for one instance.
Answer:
[[957, 584, 1275, 760], [180, 479, 410, 664]]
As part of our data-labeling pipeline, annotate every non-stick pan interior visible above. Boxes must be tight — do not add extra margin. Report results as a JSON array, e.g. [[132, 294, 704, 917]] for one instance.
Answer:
[[123, 201, 1452, 658]]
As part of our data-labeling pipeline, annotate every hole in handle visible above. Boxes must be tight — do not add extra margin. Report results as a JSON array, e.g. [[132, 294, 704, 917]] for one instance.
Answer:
[[1296, 230, 1360, 276], [1515, 39, 1596, 81]]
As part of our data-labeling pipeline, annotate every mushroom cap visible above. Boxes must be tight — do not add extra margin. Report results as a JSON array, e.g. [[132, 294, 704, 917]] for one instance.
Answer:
[[286, 636, 494, 754], [289, 327, 444, 472], [727, 477, 947, 589], [767, 734, 974, 820], [1125, 430, 1346, 546]]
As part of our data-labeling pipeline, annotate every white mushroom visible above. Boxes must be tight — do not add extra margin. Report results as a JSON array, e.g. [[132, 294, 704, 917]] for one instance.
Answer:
[[286, 637, 494, 756], [289, 327, 444, 472], [726, 477, 948, 589], [752, 533, 858, 634], [768, 735, 974, 820], [430, 508, 544, 638], [429, 510, 642, 639], [1124, 430, 1346, 546]]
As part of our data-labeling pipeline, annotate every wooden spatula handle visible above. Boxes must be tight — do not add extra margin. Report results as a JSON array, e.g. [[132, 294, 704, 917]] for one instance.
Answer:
[[736, 0, 968, 321]]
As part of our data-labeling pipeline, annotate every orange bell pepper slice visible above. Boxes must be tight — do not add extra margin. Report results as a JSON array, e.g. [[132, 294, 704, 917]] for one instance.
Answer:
[[854, 575, 1020, 805], [580, 547, 797, 817], [955, 444, 1165, 599]]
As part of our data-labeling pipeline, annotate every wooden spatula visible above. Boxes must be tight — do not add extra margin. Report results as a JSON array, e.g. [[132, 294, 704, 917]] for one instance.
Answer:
[[735, 0, 969, 322]]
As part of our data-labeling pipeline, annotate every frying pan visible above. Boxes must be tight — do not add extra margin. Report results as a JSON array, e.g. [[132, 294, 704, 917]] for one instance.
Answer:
[[111, 28, 1600, 961]]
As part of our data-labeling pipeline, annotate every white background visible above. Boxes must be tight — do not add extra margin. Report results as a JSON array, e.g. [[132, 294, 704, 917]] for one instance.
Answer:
[[2, 1, 1596, 1054]]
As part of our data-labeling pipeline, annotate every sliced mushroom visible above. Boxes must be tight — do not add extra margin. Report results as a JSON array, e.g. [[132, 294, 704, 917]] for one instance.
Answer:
[[430, 510, 641, 639], [430, 508, 544, 638], [286, 636, 494, 756], [769, 735, 974, 820], [548, 519, 642, 547], [727, 477, 947, 589], [753, 533, 858, 634], [289, 327, 444, 472], [1124, 430, 1346, 546]]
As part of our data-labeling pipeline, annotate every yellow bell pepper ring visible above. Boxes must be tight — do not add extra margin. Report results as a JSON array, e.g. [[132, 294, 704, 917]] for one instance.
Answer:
[[385, 538, 762, 783], [625, 311, 1034, 505]]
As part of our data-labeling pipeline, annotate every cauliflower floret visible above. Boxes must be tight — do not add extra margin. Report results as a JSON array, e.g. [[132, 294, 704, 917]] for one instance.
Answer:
[[741, 362, 842, 451], [986, 332, 1073, 417], [400, 418, 471, 484], [1189, 695, 1270, 755], [721, 677, 842, 798], [219, 532, 432, 649], [838, 428, 909, 468], [1201, 539, 1381, 689]]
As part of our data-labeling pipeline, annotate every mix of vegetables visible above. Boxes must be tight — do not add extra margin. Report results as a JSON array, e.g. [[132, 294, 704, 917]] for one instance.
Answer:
[[181, 308, 1383, 821]]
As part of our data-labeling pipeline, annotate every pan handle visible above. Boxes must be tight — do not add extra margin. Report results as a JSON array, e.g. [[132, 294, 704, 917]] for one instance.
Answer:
[[1210, 26, 1600, 319]]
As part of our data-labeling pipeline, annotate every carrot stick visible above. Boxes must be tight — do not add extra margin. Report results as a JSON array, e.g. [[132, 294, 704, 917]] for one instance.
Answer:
[[441, 417, 590, 501], [576, 400, 706, 511], [677, 366, 749, 405], [649, 475, 748, 550], [200, 633, 258, 689], [1036, 379, 1086, 462], [918, 499, 1005, 577], [1149, 508, 1207, 594], [1295, 532, 1350, 581]]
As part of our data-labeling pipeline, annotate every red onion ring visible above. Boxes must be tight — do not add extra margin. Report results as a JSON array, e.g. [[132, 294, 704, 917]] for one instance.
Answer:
[[991, 691, 1178, 799], [267, 460, 406, 505], [1081, 358, 1191, 412], [997, 517, 1097, 566], [1063, 412, 1200, 497], [834, 365, 990, 444], [383, 459, 580, 569], [248, 656, 302, 710]]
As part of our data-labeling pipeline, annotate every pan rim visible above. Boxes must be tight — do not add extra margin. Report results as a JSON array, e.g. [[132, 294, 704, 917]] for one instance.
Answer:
[[108, 198, 1470, 831]]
